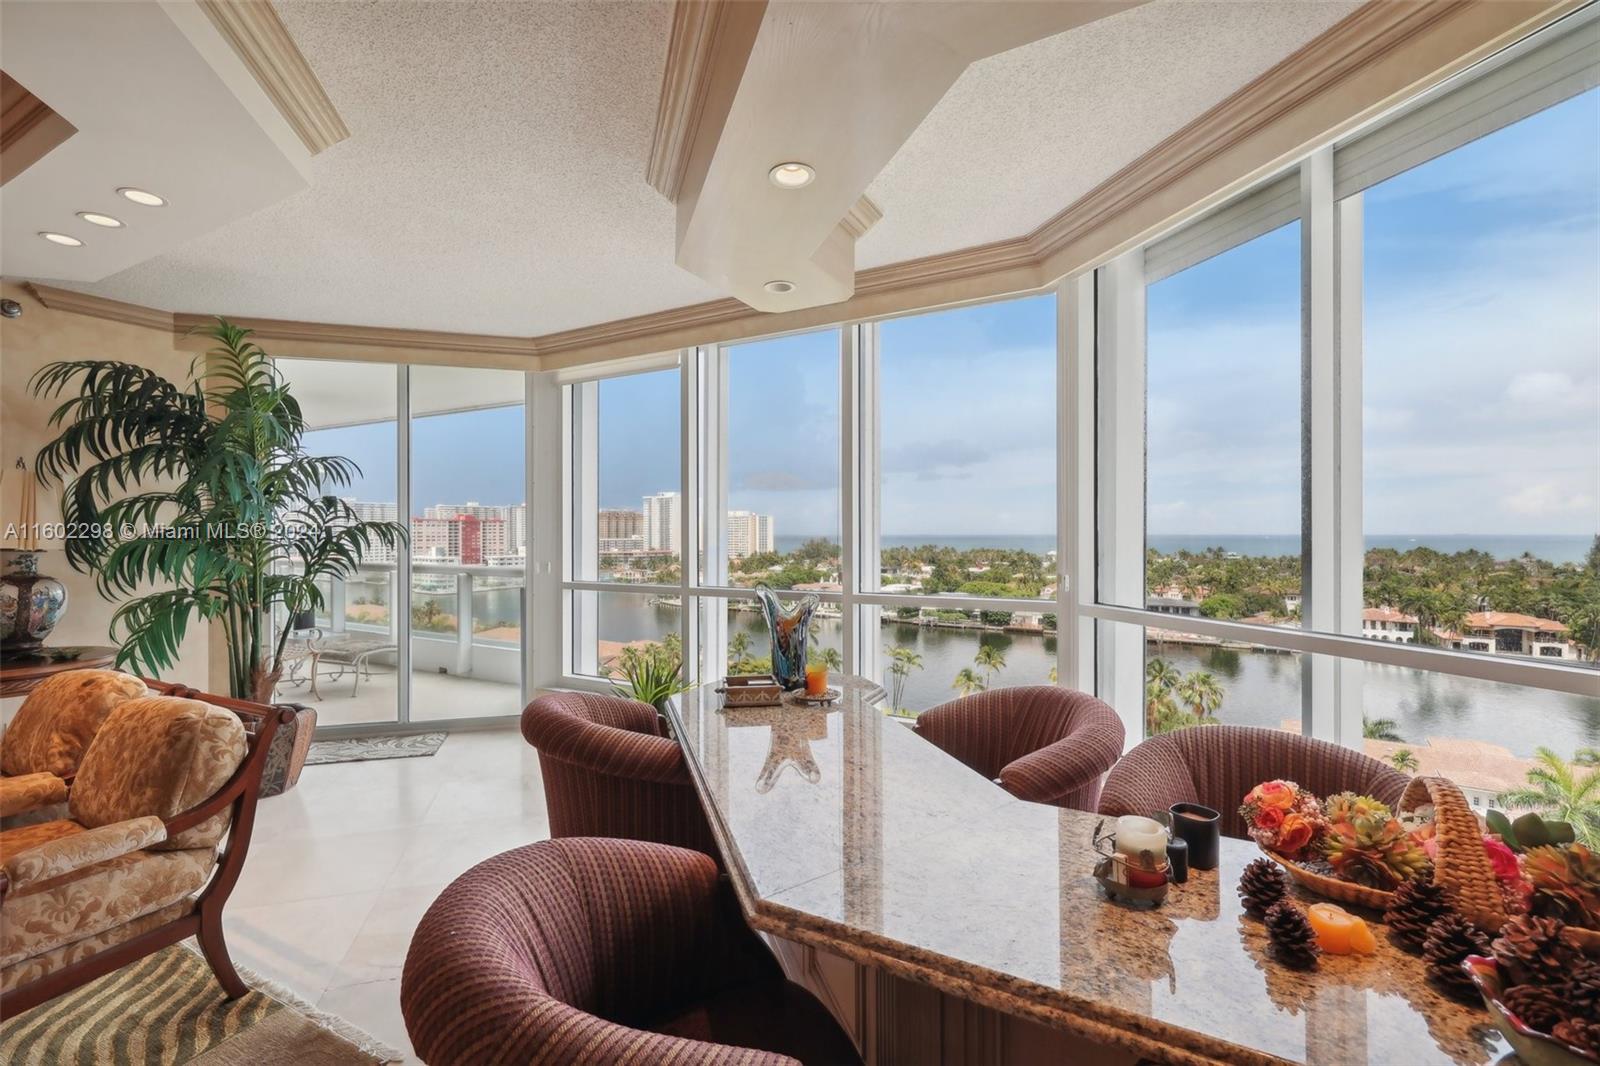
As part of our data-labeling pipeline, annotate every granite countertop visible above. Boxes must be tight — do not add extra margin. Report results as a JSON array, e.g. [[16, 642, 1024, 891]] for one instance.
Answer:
[[667, 677, 1514, 1066]]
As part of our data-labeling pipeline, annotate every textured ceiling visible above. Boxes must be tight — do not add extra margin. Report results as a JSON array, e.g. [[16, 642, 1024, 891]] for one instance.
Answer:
[[859, 0, 1363, 267], [66, 0, 1360, 337]]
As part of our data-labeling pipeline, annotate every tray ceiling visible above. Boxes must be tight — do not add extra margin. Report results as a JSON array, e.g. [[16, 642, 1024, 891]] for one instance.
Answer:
[[57, 0, 1360, 338]]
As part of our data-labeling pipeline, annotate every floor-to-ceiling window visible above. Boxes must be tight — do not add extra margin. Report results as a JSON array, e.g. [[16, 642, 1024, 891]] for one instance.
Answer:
[[276, 359, 534, 730], [409, 365, 527, 721], [1085, 7, 1599, 794], [553, 9, 1596, 818], [869, 296, 1057, 715]]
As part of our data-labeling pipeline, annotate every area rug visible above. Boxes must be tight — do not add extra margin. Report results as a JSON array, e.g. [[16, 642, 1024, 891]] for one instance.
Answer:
[[0, 943, 401, 1064], [305, 731, 446, 766]]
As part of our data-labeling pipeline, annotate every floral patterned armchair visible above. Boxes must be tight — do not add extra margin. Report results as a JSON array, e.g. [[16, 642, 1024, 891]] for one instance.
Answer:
[[0, 682, 296, 1019], [0, 669, 148, 827]]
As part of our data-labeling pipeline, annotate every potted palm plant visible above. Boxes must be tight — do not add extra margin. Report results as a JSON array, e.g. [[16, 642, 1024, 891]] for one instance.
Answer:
[[32, 319, 406, 714]]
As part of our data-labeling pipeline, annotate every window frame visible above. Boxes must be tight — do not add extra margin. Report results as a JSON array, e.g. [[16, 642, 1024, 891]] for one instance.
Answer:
[[554, 8, 1600, 738]]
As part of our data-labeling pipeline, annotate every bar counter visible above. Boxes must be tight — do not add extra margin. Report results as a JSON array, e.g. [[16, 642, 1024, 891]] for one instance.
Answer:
[[667, 677, 1514, 1066]]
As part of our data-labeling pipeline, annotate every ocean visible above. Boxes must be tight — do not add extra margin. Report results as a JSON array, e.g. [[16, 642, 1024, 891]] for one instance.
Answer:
[[774, 533, 1595, 565]]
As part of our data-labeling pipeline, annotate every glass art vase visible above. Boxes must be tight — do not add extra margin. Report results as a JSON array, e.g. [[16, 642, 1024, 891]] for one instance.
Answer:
[[755, 584, 818, 691]]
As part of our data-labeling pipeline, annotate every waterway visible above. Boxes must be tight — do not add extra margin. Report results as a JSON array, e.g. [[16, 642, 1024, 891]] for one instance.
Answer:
[[592, 595, 1600, 760]]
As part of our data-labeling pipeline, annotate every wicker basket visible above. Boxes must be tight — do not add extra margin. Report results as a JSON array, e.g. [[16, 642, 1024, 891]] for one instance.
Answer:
[[1265, 775, 1509, 933]]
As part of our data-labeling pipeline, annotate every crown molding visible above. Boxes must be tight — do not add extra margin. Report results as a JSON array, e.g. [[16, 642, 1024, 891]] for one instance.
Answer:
[[196, 0, 349, 155], [646, 0, 766, 200], [19, 1, 1575, 373], [24, 283, 175, 332], [170, 311, 538, 367], [1, 73, 77, 186]]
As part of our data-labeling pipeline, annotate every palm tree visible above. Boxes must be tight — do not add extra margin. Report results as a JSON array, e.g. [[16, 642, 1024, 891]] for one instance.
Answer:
[[952, 666, 986, 696], [32, 320, 405, 699], [1174, 671, 1224, 717], [975, 644, 1006, 685], [1389, 749, 1420, 773], [814, 646, 843, 671], [885, 645, 923, 709], [1363, 717, 1404, 742], [1146, 657, 1181, 692], [728, 630, 750, 665], [1145, 679, 1179, 736], [1499, 747, 1600, 847]]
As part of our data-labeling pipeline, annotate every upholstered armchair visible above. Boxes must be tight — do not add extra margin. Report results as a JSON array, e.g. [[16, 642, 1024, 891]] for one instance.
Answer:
[[0, 685, 294, 1019], [0, 669, 148, 826], [402, 837, 860, 1065], [521, 690, 718, 858], [913, 686, 1126, 810], [1098, 725, 1410, 838]]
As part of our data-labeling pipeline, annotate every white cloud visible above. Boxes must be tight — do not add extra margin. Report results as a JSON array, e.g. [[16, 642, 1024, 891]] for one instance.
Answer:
[[1503, 482, 1598, 519]]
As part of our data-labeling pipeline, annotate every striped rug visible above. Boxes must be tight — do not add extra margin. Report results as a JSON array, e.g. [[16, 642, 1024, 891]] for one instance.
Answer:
[[0, 945, 392, 1064]]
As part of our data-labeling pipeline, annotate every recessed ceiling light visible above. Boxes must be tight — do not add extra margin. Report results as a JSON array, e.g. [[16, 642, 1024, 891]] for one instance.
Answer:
[[39, 232, 83, 247], [764, 280, 795, 295], [768, 162, 815, 189], [78, 211, 124, 228], [117, 187, 166, 207]]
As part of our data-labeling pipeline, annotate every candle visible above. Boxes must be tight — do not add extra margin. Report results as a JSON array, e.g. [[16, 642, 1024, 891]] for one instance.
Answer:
[[1306, 903, 1377, 954], [1114, 816, 1168, 863], [804, 660, 828, 697]]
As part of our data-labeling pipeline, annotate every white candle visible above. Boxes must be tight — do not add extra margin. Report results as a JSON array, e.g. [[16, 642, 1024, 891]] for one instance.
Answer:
[[1114, 815, 1168, 860]]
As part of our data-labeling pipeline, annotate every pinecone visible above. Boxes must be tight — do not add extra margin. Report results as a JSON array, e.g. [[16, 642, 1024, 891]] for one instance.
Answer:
[[1492, 915, 1574, 987], [1238, 858, 1289, 916], [1566, 958, 1600, 1024], [1554, 1018, 1600, 1057], [1501, 984, 1568, 1033], [1265, 901, 1320, 969], [1384, 877, 1454, 953], [1422, 913, 1490, 1002]]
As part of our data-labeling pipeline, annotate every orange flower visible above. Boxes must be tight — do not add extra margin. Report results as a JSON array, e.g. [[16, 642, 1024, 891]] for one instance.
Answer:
[[1255, 780, 1296, 811], [1255, 806, 1285, 831], [1276, 813, 1317, 856]]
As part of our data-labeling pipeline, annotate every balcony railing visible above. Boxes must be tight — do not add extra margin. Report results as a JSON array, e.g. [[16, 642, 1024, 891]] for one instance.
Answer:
[[314, 561, 525, 687]]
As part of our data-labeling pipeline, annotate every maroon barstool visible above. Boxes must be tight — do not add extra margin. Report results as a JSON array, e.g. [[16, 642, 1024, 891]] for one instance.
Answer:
[[401, 837, 860, 1066], [913, 686, 1125, 810], [1099, 725, 1409, 837], [520, 690, 718, 857]]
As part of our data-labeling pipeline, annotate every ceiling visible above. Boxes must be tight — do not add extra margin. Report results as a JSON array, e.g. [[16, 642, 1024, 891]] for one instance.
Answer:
[[49, 0, 1359, 338]]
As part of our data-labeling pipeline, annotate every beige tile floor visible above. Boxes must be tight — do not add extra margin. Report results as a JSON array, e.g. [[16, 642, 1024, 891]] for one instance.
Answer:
[[276, 668, 525, 728], [226, 726, 549, 1062]]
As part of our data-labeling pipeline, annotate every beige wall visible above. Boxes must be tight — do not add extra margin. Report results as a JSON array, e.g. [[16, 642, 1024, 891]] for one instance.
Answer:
[[1, 279, 212, 692]]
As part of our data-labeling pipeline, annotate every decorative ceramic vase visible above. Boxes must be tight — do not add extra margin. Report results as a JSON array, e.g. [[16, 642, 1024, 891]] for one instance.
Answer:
[[755, 584, 819, 691], [0, 549, 67, 660]]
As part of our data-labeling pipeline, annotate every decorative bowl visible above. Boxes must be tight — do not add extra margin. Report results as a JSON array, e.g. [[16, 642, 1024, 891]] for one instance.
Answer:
[[1463, 955, 1598, 1066]]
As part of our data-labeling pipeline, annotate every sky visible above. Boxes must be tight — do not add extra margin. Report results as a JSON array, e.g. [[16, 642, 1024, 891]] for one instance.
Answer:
[[308, 88, 1599, 542]]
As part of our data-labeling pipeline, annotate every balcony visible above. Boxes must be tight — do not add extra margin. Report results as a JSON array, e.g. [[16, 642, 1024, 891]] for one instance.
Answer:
[[276, 561, 526, 728]]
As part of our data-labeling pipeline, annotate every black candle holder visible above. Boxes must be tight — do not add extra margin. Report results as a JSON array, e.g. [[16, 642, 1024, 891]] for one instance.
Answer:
[[1169, 802, 1222, 870]]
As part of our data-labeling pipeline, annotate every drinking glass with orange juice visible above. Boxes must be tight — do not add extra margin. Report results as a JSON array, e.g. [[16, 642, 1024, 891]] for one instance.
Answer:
[[804, 659, 829, 697]]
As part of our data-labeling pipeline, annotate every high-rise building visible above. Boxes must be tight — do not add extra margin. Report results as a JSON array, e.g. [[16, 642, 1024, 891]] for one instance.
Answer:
[[642, 492, 679, 553], [727, 510, 776, 558], [411, 513, 497, 564], [342, 498, 399, 563], [424, 501, 527, 555]]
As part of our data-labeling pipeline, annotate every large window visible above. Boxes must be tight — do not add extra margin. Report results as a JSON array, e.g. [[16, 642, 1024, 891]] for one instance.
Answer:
[[409, 365, 527, 721], [567, 365, 682, 678], [1144, 223, 1302, 629], [1357, 88, 1599, 676], [1086, 10, 1599, 786], [871, 296, 1057, 714], [279, 359, 400, 727]]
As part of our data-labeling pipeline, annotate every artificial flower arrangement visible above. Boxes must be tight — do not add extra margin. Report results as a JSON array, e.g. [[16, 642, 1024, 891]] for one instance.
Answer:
[[1243, 779, 1600, 932], [1485, 810, 1600, 934], [1241, 781, 1431, 891]]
